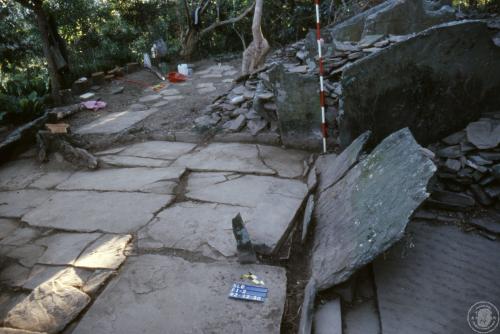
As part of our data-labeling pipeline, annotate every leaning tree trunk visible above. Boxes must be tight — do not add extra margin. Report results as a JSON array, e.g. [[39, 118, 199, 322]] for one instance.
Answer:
[[180, 29, 200, 60], [33, 5, 66, 105], [242, 0, 269, 75]]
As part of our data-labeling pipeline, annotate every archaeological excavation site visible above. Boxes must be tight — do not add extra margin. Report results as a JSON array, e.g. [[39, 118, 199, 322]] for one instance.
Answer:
[[0, 0, 499, 333]]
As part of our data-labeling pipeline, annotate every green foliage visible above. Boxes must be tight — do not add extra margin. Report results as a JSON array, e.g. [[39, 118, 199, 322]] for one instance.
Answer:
[[0, 63, 48, 126]]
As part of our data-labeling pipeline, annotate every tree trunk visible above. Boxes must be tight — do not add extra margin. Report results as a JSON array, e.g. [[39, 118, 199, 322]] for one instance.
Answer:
[[242, 0, 269, 75], [180, 28, 200, 60], [31, 5, 65, 105]]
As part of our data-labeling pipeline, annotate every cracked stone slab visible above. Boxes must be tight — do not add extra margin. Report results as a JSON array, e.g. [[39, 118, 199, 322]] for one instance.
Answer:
[[0, 227, 40, 246], [116, 141, 196, 160], [34, 232, 102, 266], [0, 291, 29, 323], [0, 160, 45, 190], [163, 95, 184, 101], [138, 201, 253, 258], [317, 131, 370, 193], [312, 128, 436, 290], [160, 88, 180, 96], [99, 155, 172, 168], [139, 94, 162, 103], [72, 254, 286, 334], [0, 219, 20, 240], [1, 243, 46, 268], [75, 109, 158, 135], [74, 234, 131, 269], [374, 222, 500, 334], [4, 278, 90, 333], [257, 145, 309, 178], [22, 191, 173, 234], [0, 263, 30, 287], [56, 167, 185, 194], [23, 266, 91, 291], [173, 143, 275, 175], [82, 270, 114, 296], [0, 190, 54, 218], [29, 171, 75, 189], [186, 173, 308, 253]]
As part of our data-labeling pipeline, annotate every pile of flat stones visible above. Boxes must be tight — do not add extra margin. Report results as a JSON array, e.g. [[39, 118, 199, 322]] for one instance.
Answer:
[[427, 112, 500, 211], [194, 77, 279, 136], [194, 33, 413, 140]]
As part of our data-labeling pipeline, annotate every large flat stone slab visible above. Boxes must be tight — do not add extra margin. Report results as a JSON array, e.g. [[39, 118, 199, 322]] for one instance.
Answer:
[[314, 299, 342, 334], [317, 131, 370, 193], [35, 232, 102, 265], [98, 155, 172, 168], [22, 191, 173, 233], [186, 173, 308, 253], [56, 167, 185, 194], [0, 190, 53, 218], [72, 254, 286, 334], [374, 222, 500, 334], [4, 274, 91, 333], [173, 143, 275, 174], [340, 21, 500, 146], [74, 234, 131, 269], [76, 109, 158, 135], [138, 201, 250, 258], [312, 128, 436, 290], [115, 141, 197, 160], [0, 160, 44, 190], [257, 145, 309, 178]]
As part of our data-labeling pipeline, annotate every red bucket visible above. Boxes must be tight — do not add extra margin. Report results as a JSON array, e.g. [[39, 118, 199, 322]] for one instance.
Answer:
[[168, 72, 188, 83]]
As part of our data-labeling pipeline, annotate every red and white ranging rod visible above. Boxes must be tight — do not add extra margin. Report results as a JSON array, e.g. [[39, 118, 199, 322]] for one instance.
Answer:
[[314, 0, 328, 153]]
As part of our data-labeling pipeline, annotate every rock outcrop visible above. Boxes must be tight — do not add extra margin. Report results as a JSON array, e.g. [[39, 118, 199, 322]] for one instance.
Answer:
[[340, 21, 500, 147], [312, 128, 436, 289], [328, 0, 455, 42]]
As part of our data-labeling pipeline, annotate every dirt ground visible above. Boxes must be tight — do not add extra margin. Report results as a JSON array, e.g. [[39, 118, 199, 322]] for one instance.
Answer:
[[69, 58, 242, 134]]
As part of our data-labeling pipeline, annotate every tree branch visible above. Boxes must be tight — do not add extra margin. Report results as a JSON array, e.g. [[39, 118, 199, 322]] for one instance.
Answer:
[[200, 0, 211, 16], [200, 1, 255, 36], [13, 0, 36, 10], [182, 0, 191, 26]]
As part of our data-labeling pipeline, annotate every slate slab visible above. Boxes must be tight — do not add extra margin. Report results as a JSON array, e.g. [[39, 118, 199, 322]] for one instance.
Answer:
[[116, 141, 196, 160], [72, 255, 286, 334], [22, 191, 173, 233], [74, 234, 131, 269], [35, 232, 102, 265], [312, 128, 436, 290], [98, 155, 172, 168], [186, 173, 308, 254], [466, 119, 500, 149], [173, 143, 275, 175], [138, 201, 252, 258], [0, 219, 20, 240], [317, 131, 370, 193], [76, 109, 158, 135], [0, 160, 44, 190], [374, 222, 500, 334], [257, 145, 309, 178], [56, 167, 185, 194], [344, 300, 381, 334], [313, 298, 342, 334], [340, 21, 500, 146], [5, 279, 90, 334]]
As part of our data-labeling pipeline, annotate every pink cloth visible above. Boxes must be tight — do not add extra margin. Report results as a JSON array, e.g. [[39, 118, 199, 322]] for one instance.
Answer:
[[81, 100, 107, 111]]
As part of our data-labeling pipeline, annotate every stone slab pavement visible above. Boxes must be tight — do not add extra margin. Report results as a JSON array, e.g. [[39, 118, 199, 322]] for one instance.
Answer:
[[0, 140, 311, 333], [374, 221, 500, 334]]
